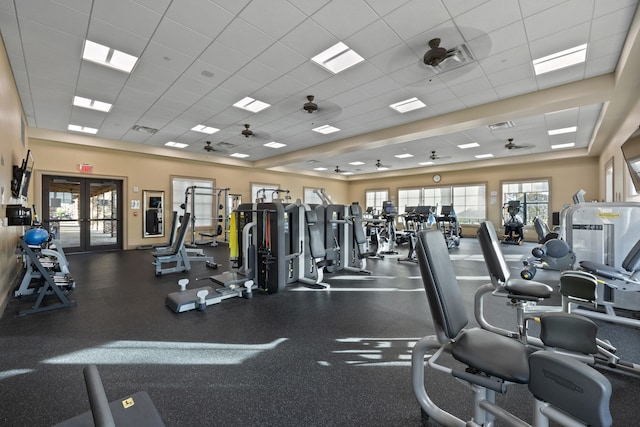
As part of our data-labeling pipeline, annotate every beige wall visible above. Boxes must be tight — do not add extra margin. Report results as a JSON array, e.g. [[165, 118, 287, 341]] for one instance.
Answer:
[[348, 156, 599, 240], [0, 35, 30, 312], [28, 138, 350, 249]]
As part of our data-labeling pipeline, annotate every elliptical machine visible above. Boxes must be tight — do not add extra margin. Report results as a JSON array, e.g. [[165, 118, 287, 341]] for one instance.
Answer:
[[502, 200, 524, 245]]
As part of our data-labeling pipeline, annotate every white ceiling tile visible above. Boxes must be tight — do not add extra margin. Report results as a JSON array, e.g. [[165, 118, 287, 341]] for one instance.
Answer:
[[590, 4, 637, 42], [528, 22, 590, 59], [255, 42, 308, 76], [455, 0, 522, 39], [486, 62, 534, 87], [524, 0, 594, 41], [197, 42, 250, 74], [215, 18, 276, 58], [593, 0, 639, 16], [383, 0, 451, 39], [165, 0, 234, 39], [311, 0, 380, 40], [86, 18, 148, 55], [478, 44, 531, 75], [494, 77, 538, 99], [363, 0, 411, 17], [441, 0, 490, 17], [92, 0, 162, 40], [280, 15, 337, 57], [240, 0, 307, 39], [16, 0, 88, 37], [129, 0, 171, 14], [151, 17, 213, 59], [345, 19, 404, 60], [469, 21, 527, 59], [287, 0, 332, 16]]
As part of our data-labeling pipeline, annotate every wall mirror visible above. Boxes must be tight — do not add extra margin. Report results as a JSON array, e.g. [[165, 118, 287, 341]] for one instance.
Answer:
[[143, 190, 164, 238]]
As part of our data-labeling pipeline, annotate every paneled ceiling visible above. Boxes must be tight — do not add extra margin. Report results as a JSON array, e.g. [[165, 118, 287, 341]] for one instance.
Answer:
[[2, 0, 640, 179]]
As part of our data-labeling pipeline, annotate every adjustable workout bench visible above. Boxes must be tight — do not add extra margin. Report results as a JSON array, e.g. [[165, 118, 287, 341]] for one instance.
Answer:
[[151, 213, 191, 276]]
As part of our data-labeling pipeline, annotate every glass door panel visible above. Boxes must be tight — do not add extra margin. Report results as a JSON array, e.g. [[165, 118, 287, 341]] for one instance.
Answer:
[[43, 175, 122, 253]]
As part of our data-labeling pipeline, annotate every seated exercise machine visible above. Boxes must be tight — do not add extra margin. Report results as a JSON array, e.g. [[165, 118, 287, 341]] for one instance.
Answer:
[[152, 213, 216, 276], [14, 228, 77, 316], [347, 203, 378, 272], [412, 229, 613, 427], [502, 200, 524, 245], [562, 201, 640, 326], [475, 221, 640, 376], [54, 364, 164, 426], [533, 216, 559, 243], [520, 236, 576, 280], [574, 236, 640, 328]]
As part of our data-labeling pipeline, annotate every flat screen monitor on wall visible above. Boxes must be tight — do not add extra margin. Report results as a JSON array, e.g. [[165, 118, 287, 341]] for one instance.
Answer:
[[621, 129, 640, 193], [11, 149, 34, 199]]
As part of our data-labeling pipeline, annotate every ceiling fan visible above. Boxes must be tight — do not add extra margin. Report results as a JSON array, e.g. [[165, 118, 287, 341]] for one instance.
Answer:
[[241, 123, 254, 138], [429, 150, 450, 160], [375, 159, 391, 170], [423, 38, 458, 67], [504, 138, 532, 150], [203, 141, 227, 153], [303, 95, 318, 113]]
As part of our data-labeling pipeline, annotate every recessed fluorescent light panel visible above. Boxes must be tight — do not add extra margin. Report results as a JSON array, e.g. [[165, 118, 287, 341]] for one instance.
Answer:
[[312, 125, 340, 135], [458, 142, 480, 149], [395, 153, 414, 159], [230, 153, 249, 158], [349, 161, 365, 166], [165, 141, 188, 148], [73, 96, 112, 112], [475, 153, 494, 159], [191, 124, 220, 134], [341, 171, 354, 175], [548, 126, 577, 136], [311, 42, 364, 74], [419, 161, 434, 166], [264, 141, 286, 149], [551, 142, 575, 149], [82, 40, 138, 73], [389, 97, 426, 113], [68, 124, 98, 134], [313, 167, 328, 171], [233, 97, 270, 113], [533, 44, 587, 75]]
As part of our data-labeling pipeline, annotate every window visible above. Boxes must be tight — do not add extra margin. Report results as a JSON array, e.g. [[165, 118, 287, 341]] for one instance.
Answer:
[[365, 189, 389, 214], [397, 184, 486, 224], [304, 187, 324, 205], [502, 180, 549, 225], [605, 158, 613, 202], [252, 183, 279, 202], [172, 177, 214, 228]]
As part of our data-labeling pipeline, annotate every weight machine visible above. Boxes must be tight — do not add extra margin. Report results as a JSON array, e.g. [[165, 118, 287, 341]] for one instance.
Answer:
[[181, 186, 231, 247], [15, 230, 76, 316]]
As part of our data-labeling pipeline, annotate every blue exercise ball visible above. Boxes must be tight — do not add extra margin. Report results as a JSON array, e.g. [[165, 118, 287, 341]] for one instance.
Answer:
[[24, 228, 49, 245]]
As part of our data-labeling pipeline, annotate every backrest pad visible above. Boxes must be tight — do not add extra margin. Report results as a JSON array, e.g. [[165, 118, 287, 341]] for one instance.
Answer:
[[415, 230, 468, 340], [477, 221, 510, 284]]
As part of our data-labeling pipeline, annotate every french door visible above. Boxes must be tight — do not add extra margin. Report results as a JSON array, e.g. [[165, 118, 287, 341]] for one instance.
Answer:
[[42, 175, 123, 253]]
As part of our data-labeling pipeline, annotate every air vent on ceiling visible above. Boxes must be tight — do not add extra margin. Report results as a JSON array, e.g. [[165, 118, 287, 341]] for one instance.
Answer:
[[132, 124, 158, 134], [486, 121, 515, 131]]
